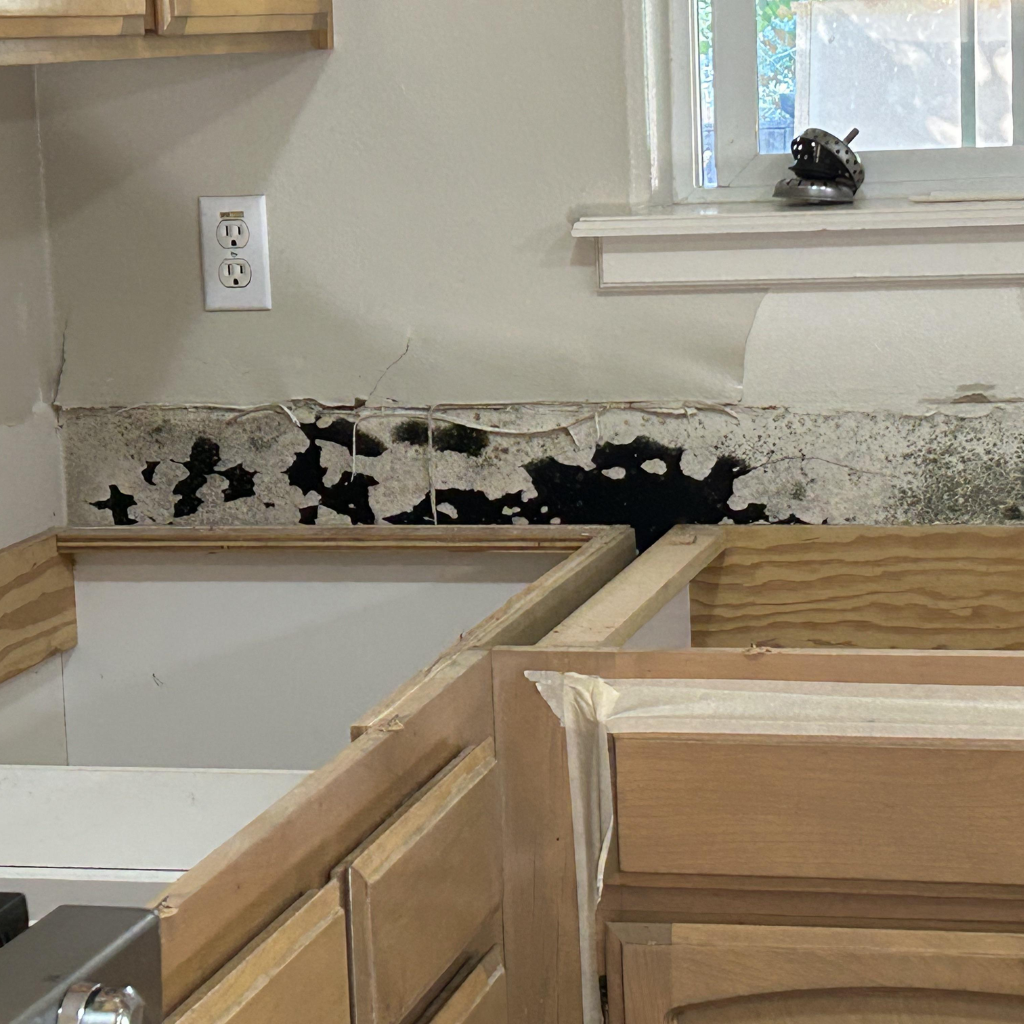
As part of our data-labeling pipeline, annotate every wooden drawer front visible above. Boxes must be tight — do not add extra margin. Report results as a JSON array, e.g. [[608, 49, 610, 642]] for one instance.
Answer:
[[614, 736, 1024, 884], [607, 923, 1024, 1024], [155, 0, 327, 34], [346, 740, 502, 1024], [171, 879, 349, 1024], [429, 948, 507, 1024]]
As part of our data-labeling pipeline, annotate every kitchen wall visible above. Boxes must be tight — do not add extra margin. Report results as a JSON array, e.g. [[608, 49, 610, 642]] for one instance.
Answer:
[[0, 67, 63, 548], [25, 2, 1024, 531]]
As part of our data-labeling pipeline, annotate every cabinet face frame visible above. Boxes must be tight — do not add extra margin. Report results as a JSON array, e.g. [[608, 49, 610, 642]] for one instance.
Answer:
[[0, 524, 633, 1016], [493, 643, 1024, 1024], [0, 0, 332, 63]]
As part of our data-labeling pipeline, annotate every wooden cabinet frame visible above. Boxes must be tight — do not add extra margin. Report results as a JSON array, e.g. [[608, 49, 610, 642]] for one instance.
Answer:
[[0, 0, 331, 64], [7, 523, 1024, 1024]]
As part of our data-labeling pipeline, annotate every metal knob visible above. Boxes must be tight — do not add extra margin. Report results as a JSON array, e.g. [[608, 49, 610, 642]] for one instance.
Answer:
[[58, 983, 146, 1024]]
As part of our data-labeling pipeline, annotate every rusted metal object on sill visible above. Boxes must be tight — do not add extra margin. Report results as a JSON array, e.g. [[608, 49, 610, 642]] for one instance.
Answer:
[[774, 127, 864, 204]]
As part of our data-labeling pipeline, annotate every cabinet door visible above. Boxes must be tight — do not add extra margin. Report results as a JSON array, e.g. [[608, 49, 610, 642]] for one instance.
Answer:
[[155, 0, 327, 35], [0, 1, 146, 37], [607, 923, 1024, 1024], [344, 740, 502, 1024]]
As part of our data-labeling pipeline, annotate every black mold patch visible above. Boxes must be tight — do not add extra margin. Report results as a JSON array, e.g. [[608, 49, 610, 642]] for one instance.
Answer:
[[387, 436, 783, 548], [432, 423, 489, 456], [141, 461, 160, 485], [299, 505, 320, 524], [171, 437, 259, 518], [301, 418, 387, 457], [394, 419, 429, 446], [91, 485, 138, 526], [285, 418, 380, 524], [220, 464, 258, 502]]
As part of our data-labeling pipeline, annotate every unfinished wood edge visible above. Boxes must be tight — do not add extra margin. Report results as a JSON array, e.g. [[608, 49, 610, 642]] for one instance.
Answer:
[[604, 923, 626, 1024], [0, 28, 321, 64], [151, 650, 492, 1012], [503, 645, 1024, 686], [351, 526, 633, 736], [165, 884, 329, 1022], [350, 648, 491, 741], [330, 745, 477, 888], [430, 946, 506, 1024], [55, 524, 608, 552], [351, 738, 496, 882], [0, 529, 78, 688], [540, 526, 723, 647], [457, 525, 636, 648]]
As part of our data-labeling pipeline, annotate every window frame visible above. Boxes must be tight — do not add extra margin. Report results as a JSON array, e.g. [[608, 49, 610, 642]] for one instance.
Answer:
[[662, 0, 1024, 202]]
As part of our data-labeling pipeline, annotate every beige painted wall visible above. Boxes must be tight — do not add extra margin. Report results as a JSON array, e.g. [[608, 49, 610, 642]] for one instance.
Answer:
[[0, 66, 63, 547], [28, 5, 1024, 416]]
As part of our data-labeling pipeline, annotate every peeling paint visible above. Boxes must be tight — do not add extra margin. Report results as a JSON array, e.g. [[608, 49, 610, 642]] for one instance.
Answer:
[[61, 402, 1024, 544]]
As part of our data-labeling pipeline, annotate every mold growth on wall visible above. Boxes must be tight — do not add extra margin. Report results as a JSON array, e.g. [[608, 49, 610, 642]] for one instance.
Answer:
[[62, 403, 1024, 542]]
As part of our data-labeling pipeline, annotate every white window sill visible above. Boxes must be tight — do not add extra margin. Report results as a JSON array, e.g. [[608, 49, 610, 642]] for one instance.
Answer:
[[571, 198, 1024, 291]]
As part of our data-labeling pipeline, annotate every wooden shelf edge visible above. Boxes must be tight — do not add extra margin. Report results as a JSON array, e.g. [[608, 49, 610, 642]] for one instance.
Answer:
[[0, 27, 329, 66]]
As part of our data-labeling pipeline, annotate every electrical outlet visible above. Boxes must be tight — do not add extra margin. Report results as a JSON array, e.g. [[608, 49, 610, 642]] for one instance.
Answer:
[[219, 258, 252, 288], [199, 195, 271, 311], [217, 218, 250, 249]]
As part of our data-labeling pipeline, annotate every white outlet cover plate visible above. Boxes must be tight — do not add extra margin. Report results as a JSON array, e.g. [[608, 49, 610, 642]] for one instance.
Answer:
[[199, 195, 271, 311]]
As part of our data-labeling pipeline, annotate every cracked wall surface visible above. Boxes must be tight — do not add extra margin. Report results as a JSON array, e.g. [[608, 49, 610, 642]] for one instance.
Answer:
[[62, 403, 1024, 546]]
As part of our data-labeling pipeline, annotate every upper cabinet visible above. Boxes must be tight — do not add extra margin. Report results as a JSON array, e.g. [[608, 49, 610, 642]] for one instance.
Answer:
[[0, 0, 330, 64], [154, 0, 329, 38]]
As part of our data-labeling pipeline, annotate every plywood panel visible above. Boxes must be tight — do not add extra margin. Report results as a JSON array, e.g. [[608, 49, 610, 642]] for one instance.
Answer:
[[347, 740, 502, 1024], [690, 525, 1024, 650], [153, 650, 492, 1014], [614, 734, 1024, 884], [0, 531, 76, 687], [431, 948, 507, 1024], [608, 923, 1024, 1024], [170, 879, 349, 1024]]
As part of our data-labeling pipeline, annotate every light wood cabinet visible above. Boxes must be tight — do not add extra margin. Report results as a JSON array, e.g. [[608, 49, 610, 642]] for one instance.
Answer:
[[607, 923, 1024, 1024], [0, 0, 330, 64], [154, 0, 329, 37]]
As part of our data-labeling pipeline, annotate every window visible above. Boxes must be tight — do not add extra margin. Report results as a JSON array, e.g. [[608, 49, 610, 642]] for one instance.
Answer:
[[675, 0, 1024, 198]]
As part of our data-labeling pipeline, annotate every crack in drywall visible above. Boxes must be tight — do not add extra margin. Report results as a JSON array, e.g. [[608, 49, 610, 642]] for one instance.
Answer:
[[50, 317, 68, 407], [364, 334, 413, 405]]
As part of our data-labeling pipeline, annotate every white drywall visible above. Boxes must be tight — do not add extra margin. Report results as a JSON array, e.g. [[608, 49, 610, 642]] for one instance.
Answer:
[[0, 67, 63, 548], [34, 13, 756, 410], [61, 549, 562, 770], [0, 655, 66, 765], [30, 14, 1024, 414]]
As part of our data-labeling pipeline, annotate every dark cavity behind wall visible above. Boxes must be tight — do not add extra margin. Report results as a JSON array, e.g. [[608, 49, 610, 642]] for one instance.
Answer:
[[88, 419, 784, 546]]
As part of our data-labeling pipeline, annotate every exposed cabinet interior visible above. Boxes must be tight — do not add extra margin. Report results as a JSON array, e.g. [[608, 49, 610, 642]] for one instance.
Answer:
[[0, 0, 331, 64]]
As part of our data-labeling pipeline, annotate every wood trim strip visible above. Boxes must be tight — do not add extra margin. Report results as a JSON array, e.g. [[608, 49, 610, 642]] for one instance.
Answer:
[[350, 526, 635, 737], [539, 526, 722, 646], [167, 879, 349, 1024], [0, 530, 77, 687], [56, 525, 612, 552], [151, 649, 494, 1015]]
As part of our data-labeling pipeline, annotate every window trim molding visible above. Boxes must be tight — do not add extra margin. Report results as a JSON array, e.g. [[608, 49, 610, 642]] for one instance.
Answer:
[[572, 199, 1024, 290]]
